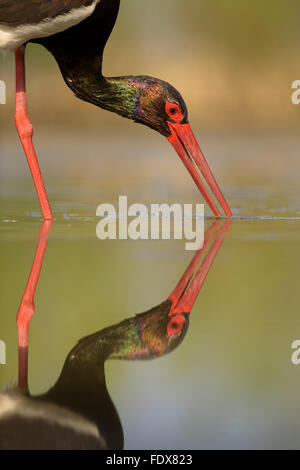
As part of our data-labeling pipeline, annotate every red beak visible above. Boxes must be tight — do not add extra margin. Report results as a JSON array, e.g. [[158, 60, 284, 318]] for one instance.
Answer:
[[167, 122, 232, 217]]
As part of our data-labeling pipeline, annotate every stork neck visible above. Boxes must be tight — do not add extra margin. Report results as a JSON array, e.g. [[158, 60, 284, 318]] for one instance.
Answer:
[[40, 41, 157, 121], [60, 62, 148, 121]]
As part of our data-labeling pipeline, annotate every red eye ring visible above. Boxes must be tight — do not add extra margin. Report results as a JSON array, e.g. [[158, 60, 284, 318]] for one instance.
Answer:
[[165, 101, 183, 123], [167, 314, 185, 337]]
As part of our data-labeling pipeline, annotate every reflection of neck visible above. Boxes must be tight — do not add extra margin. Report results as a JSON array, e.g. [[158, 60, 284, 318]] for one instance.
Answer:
[[39, 345, 123, 449], [36, 299, 172, 449]]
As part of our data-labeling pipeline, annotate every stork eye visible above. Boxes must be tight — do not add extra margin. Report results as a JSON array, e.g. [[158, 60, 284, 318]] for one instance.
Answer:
[[165, 101, 183, 123], [167, 314, 185, 337]]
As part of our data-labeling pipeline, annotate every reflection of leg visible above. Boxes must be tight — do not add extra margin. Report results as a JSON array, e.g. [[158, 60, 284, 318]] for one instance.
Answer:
[[15, 46, 53, 221], [17, 221, 52, 392]]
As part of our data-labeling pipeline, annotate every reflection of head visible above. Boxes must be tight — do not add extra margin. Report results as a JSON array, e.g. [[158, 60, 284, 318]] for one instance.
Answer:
[[72, 299, 189, 363]]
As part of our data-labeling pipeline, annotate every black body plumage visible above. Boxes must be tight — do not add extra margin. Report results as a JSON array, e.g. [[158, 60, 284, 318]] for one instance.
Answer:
[[0, 0, 97, 27]]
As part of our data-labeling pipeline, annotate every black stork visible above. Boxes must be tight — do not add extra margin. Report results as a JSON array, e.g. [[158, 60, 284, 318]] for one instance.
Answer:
[[0, 0, 232, 220], [0, 221, 231, 449]]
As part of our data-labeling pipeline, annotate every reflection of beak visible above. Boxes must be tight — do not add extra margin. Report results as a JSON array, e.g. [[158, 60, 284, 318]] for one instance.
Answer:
[[167, 122, 232, 217], [168, 220, 232, 315]]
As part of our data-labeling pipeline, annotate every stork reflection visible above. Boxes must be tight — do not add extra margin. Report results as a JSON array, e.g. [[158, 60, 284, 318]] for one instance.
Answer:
[[0, 221, 231, 449]]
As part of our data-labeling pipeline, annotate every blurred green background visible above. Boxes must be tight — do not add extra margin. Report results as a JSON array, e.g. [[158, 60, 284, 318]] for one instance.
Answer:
[[1, 0, 300, 450]]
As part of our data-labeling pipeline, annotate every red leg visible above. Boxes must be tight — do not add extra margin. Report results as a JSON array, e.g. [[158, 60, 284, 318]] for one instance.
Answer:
[[15, 46, 53, 221], [17, 220, 52, 392]]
